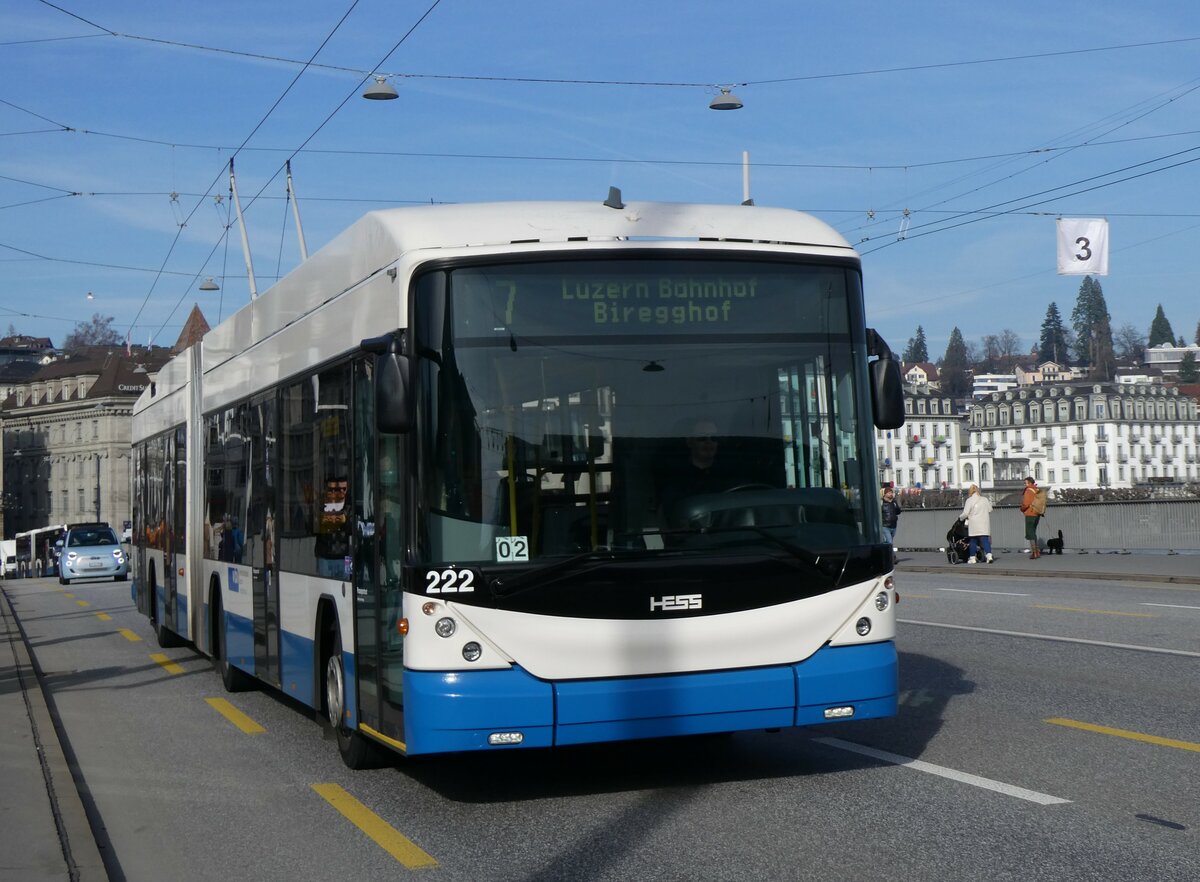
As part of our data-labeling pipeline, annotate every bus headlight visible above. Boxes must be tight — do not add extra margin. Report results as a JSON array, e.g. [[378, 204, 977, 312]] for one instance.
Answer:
[[874, 591, 890, 612], [855, 617, 872, 636], [462, 642, 482, 662], [434, 617, 457, 638]]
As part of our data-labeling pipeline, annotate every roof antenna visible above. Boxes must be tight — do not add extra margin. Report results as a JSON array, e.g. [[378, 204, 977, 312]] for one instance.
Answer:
[[603, 186, 625, 210]]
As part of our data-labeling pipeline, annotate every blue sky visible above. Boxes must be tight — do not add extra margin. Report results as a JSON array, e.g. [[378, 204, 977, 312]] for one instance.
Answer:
[[3, 0, 1200, 357]]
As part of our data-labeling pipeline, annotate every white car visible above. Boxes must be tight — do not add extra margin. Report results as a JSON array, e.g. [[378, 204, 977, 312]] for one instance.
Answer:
[[58, 525, 130, 584]]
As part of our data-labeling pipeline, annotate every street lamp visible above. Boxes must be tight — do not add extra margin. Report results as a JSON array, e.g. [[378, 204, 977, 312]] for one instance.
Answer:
[[95, 452, 101, 523]]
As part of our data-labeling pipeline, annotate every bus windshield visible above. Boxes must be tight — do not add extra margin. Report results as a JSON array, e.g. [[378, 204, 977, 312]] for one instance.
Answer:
[[414, 256, 881, 567]]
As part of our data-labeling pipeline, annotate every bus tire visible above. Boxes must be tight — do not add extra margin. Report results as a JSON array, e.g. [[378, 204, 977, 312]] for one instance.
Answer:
[[323, 626, 380, 770], [154, 609, 184, 648], [213, 594, 253, 693]]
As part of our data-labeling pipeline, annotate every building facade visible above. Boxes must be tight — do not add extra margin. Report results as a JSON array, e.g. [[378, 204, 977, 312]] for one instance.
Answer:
[[1, 348, 170, 538], [874, 382, 1200, 497], [964, 383, 1200, 492], [876, 389, 962, 491]]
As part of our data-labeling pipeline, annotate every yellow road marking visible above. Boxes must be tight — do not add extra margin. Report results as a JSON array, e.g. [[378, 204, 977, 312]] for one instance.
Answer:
[[361, 723, 407, 752], [75, 599, 89, 607], [94, 612, 112, 621], [1034, 604, 1154, 618], [312, 783, 437, 869], [63, 593, 74, 598], [1046, 718, 1200, 753], [149, 652, 185, 675], [205, 698, 266, 734], [118, 628, 141, 642]]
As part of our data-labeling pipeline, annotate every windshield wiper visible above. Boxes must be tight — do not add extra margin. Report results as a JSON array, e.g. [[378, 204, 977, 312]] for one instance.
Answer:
[[641, 524, 823, 568], [488, 549, 644, 597]]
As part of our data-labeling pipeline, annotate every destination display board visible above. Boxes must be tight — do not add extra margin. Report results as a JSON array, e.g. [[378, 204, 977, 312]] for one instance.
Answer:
[[445, 259, 854, 338]]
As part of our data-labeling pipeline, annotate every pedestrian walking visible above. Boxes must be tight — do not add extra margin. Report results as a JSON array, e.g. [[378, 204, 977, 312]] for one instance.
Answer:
[[960, 484, 994, 564], [880, 486, 901, 553], [1020, 476, 1042, 559]]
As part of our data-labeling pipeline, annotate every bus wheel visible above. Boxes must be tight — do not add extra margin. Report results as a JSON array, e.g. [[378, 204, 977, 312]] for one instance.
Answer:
[[214, 597, 252, 693], [154, 612, 183, 649], [324, 628, 379, 770]]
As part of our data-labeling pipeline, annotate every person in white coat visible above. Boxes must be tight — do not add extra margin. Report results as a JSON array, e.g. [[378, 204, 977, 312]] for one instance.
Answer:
[[960, 484, 994, 564]]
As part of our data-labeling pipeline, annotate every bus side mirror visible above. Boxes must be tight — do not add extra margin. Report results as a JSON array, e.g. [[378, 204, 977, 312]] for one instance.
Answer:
[[865, 328, 905, 430], [870, 356, 905, 429], [364, 333, 412, 434]]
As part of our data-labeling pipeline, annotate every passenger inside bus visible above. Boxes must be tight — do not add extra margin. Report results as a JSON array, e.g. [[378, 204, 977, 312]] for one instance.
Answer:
[[316, 477, 352, 579]]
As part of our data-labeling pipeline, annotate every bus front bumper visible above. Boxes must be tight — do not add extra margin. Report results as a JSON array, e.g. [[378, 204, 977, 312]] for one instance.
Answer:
[[400, 641, 897, 755]]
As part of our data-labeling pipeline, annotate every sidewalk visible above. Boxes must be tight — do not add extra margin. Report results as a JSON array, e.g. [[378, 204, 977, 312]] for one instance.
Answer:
[[1, 583, 107, 881], [898, 547, 1200, 585]]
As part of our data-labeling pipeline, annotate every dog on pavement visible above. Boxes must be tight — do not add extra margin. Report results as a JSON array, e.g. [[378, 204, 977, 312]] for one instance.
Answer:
[[1046, 529, 1064, 555]]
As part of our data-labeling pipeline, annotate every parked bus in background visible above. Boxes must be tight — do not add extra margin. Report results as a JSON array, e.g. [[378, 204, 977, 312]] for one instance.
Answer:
[[14, 524, 67, 577], [131, 198, 905, 766], [1, 539, 16, 578]]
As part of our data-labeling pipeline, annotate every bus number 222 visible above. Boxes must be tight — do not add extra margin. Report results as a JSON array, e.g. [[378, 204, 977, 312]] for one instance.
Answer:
[[425, 568, 476, 594]]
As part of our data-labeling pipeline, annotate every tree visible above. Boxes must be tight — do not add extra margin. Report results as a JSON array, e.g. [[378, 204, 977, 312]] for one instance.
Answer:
[[1195, 319, 1200, 346], [1038, 302, 1069, 364], [1178, 351, 1200, 383], [996, 329, 1022, 363], [62, 313, 122, 351], [978, 334, 1000, 373], [940, 327, 972, 397], [903, 325, 928, 363], [1088, 314, 1116, 381], [1147, 304, 1175, 349], [1070, 276, 1112, 368], [1113, 322, 1147, 363]]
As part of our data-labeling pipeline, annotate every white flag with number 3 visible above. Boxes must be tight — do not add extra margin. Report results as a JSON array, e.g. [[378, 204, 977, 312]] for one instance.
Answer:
[[1056, 217, 1108, 275]]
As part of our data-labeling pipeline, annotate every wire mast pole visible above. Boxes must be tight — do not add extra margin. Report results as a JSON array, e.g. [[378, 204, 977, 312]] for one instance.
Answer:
[[286, 160, 309, 262], [229, 158, 258, 299]]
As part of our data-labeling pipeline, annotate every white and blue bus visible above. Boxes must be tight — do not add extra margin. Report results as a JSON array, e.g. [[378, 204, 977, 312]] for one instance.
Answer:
[[131, 199, 905, 765]]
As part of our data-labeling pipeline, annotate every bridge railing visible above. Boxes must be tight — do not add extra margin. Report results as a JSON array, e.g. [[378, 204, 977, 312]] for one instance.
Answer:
[[890, 499, 1200, 553]]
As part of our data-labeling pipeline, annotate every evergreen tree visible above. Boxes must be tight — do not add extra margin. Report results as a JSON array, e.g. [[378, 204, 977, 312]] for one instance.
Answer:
[[1195, 319, 1200, 346], [1147, 304, 1175, 348], [1089, 314, 1116, 380], [1038, 302, 1069, 363], [1178, 351, 1200, 383], [1070, 276, 1113, 368], [902, 325, 929, 363], [940, 327, 972, 397]]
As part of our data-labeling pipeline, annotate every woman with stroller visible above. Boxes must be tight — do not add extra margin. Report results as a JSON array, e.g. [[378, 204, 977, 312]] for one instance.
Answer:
[[960, 484, 994, 564]]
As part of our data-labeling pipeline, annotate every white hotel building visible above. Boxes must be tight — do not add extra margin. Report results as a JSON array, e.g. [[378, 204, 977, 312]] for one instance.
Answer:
[[876, 382, 1200, 494]]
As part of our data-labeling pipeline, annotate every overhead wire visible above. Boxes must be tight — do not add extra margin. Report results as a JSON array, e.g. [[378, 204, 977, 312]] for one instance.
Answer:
[[27, 3, 1200, 93], [136, 0, 368, 345]]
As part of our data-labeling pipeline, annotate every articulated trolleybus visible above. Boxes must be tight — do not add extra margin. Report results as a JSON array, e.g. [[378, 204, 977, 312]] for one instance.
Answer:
[[131, 198, 905, 765]]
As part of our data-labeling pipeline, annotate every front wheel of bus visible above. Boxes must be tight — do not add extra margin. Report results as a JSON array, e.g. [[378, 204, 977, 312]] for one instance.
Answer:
[[325, 629, 380, 770]]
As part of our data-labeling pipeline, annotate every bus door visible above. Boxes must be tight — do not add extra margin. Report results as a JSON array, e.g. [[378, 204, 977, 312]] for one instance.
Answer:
[[160, 427, 184, 634], [132, 444, 151, 614], [250, 394, 281, 686], [352, 359, 407, 744]]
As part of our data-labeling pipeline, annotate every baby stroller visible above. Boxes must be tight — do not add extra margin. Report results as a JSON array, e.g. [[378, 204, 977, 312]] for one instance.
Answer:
[[945, 518, 970, 564]]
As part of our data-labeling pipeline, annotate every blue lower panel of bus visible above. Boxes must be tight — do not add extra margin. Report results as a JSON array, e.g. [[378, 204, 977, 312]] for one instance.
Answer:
[[222, 609, 322, 709], [401, 641, 897, 755]]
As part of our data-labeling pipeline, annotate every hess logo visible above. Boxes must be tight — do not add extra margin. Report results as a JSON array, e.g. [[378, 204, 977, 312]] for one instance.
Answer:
[[649, 594, 702, 612]]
